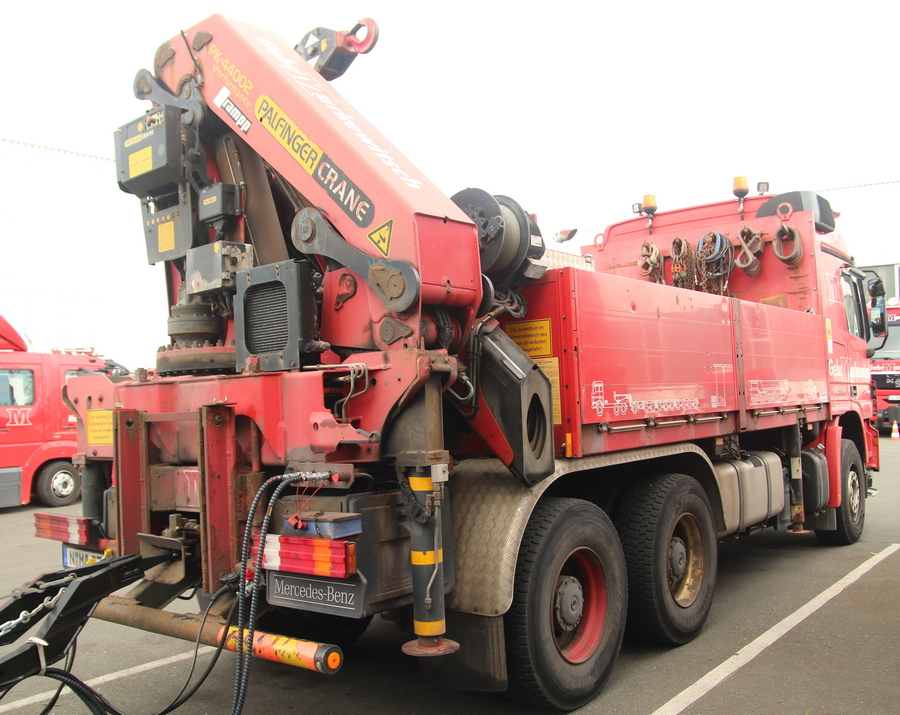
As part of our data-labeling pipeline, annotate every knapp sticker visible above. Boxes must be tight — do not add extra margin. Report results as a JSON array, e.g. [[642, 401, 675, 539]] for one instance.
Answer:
[[213, 87, 252, 133]]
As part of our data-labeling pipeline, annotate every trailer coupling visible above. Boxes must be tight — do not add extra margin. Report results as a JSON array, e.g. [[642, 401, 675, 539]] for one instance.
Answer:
[[0, 551, 174, 689], [93, 596, 342, 674]]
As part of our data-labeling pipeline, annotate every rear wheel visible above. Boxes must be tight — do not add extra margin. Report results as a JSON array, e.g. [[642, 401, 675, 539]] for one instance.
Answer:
[[35, 460, 81, 507], [505, 498, 626, 711], [816, 440, 865, 545], [614, 474, 716, 646]]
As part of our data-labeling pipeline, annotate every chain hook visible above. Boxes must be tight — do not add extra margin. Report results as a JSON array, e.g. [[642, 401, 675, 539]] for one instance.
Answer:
[[27, 637, 50, 675]]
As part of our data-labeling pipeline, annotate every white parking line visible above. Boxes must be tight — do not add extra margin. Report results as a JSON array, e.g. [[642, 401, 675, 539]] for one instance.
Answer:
[[652, 543, 900, 715], [0, 646, 216, 713]]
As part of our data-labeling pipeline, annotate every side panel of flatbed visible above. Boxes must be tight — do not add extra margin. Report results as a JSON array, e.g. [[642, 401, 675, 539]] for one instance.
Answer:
[[510, 267, 856, 458]]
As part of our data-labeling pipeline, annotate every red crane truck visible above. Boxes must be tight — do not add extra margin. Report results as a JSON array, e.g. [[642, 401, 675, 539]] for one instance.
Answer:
[[10, 15, 883, 712], [0, 315, 126, 507]]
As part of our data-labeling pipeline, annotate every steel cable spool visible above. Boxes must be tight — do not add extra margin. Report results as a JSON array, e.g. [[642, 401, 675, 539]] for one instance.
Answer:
[[450, 188, 545, 297], [773, 225, 803, 265], [670, 237, 695, 290], [493, 204, 523, 273]]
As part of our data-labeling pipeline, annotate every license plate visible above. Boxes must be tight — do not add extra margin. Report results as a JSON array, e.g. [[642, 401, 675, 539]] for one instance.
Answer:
[[266, 571, 366, 618], [62, 544, 102, 568]]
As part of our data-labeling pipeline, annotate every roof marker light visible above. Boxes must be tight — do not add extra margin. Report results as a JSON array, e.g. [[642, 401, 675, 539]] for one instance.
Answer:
[[733, 177, 749, 219], [640, 195, 657, 234]]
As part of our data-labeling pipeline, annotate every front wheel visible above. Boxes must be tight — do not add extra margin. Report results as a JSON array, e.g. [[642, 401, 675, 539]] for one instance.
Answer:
[[816, 440, 865, 545], [35, 460, 81, 507], [505, 498, 626, 711], [614, 473, 717, 646]]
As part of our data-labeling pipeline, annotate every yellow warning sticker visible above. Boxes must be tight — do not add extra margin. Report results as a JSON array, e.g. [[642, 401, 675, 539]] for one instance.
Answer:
[[504, 319, 552, 358], [158, 221, 175, 253], [86, 409, 114, 446], [825, 317, 833, 353], [368, 219, 394, 257], [534, 357, 562, 425], [128, 146, 153, 178]]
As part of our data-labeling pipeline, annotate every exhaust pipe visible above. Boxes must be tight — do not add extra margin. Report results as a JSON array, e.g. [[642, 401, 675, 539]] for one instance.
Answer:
[[93, 596, 342, 674]]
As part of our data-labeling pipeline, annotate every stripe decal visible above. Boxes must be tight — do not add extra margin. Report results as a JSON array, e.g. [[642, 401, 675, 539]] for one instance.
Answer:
[[410, 549, 443, 565]]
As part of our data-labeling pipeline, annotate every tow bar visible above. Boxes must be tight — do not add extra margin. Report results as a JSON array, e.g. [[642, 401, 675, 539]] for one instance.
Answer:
[[93, 596, 342, 674], [0, 552, 170, 689], [0, 550, 343, 697]]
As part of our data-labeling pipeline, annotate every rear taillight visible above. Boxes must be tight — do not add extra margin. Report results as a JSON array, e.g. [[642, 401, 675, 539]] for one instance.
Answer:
[[251, 534, 357, 579], [34, 512, 91, 545]]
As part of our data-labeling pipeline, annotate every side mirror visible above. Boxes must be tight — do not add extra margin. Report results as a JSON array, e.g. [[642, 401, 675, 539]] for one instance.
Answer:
[[871, 295, 887, 338], [868, 277, 886, 299]]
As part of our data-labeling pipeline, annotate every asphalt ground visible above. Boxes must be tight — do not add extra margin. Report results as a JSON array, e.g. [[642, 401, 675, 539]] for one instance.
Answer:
[[0, 439, 897, 715]]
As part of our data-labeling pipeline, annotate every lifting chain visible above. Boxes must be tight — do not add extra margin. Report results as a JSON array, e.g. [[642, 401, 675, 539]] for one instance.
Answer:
[[0, 573, 76, 638], [670, 237, 695, 290], [638, 241, 665, 284]]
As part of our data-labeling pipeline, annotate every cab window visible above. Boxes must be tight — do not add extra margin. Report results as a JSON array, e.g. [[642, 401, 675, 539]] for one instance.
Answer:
[[0, 369, 35, 406], [840, 272, 867, 340]]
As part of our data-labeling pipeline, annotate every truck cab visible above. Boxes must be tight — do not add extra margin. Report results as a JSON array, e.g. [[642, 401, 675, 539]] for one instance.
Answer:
[[0, 317, 126, 507]]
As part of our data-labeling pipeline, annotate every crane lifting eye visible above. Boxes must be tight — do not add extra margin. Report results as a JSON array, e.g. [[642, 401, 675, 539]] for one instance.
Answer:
[[296, 19, 380, 81]]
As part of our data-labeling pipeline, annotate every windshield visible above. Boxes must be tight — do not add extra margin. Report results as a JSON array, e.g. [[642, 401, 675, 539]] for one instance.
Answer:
[[873, 373, 900, 390]]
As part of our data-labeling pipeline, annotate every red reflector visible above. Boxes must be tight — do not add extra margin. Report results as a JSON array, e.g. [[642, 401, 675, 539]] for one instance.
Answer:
[[34, 512, 91, 546], [251, 533, 356, 578]]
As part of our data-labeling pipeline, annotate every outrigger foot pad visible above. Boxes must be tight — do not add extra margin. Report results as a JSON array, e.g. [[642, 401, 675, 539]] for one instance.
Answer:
[[402, 635, 460, 657]]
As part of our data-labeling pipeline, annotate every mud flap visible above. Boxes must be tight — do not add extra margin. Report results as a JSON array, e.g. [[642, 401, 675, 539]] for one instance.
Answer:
[[417, 611, 507, 692]]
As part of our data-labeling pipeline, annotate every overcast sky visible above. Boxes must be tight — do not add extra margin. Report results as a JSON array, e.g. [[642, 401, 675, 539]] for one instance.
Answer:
[[2, 0, 898, 369]]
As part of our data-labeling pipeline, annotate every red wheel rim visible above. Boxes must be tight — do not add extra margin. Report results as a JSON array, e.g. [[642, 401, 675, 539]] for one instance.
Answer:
[[553, 548, 607, 664]]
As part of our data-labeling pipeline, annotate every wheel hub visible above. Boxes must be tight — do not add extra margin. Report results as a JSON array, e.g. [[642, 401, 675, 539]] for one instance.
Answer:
[[848, 470, 861, 518], [669, 536, 687, 582], [555, 575, 584, 632], [51, 471, 75, 498]]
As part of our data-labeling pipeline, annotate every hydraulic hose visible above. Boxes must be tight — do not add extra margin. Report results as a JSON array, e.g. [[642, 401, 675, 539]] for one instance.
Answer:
[[233, 471, 325, 715]]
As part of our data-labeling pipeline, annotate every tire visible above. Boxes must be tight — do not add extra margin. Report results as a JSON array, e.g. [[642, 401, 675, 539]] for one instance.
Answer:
[[35, 460, 81, 507], [505, 498, 627, 711], [614, 474, 717, 646], [815, 440, 865, 545]]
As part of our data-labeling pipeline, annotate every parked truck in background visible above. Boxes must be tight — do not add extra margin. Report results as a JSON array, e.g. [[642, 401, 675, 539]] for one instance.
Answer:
[[870, 305, 900, 432], [0, 315, 126, 507], [21, 15, 884, 712]]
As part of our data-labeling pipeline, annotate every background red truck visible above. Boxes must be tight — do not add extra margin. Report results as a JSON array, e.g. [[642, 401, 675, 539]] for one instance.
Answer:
[[0, 315, 126, 507], [870, 305, 900, 431]]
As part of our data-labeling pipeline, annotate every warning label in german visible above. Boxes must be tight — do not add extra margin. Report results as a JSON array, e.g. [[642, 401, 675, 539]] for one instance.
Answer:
[[86, 410, 114, 446], [534, 357, 562, 425], [504, 319, 552, 358]]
